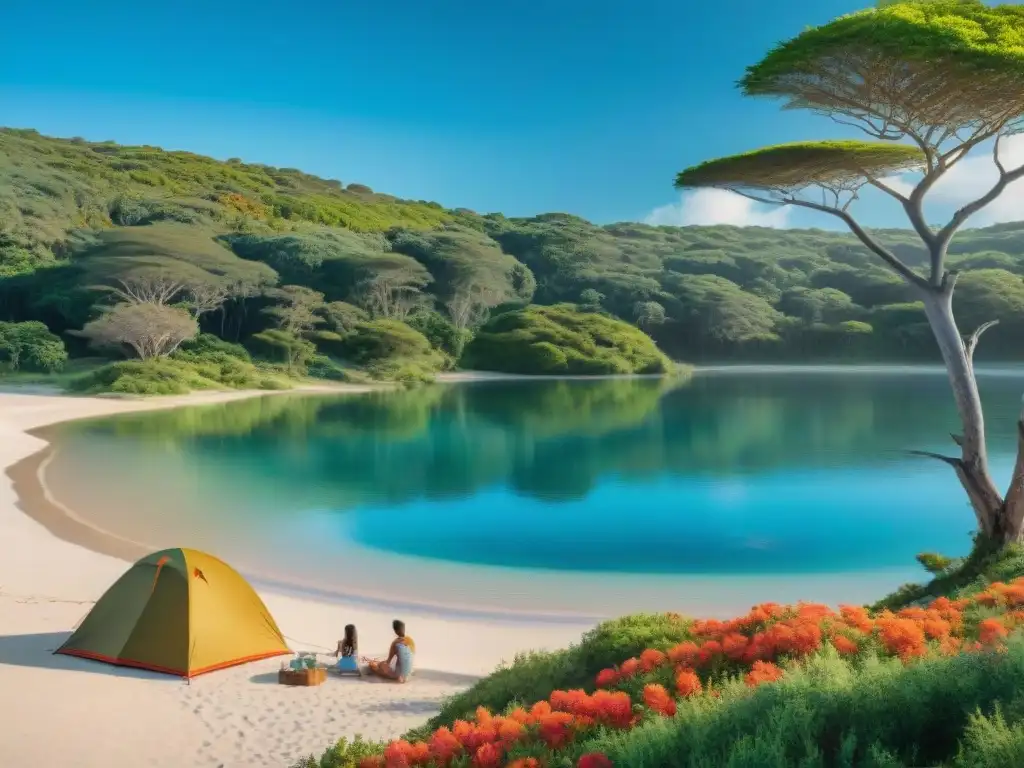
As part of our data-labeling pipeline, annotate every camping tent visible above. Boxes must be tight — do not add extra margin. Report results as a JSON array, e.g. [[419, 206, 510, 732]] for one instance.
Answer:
[[55, 548, 290, 677]]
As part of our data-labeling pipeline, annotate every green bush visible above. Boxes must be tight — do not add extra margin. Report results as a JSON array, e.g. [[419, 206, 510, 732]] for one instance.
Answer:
[[66, 342, 290, 394], [415, 613, 692, 735], [338, 319, 447, 382], [306, 354, 348, 381], [589, 640, 1024, 768], [67, 359, 216, 395], [462, 304, 672, 375], [0, 320, 68, 372], [291, 736, 385, 768]]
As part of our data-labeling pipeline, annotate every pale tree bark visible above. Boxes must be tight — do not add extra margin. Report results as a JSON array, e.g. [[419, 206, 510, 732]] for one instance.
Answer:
[[733, 135, 1024, 547]]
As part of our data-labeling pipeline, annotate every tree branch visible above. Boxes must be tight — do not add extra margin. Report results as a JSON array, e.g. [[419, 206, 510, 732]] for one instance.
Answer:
[[866, 177, 909, 204], [965, 320, 999, 365], [787, 199, 929, 289], [726, 187, 929, 289], [906, 449, 963, 468], [935, 136, 1024, 250]]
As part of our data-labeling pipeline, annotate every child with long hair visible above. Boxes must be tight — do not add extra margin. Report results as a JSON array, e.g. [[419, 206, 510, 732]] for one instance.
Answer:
[[335, 624, 361, 675]]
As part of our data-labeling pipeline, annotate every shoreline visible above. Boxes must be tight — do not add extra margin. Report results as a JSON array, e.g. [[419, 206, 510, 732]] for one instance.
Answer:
[[0, 384, 599, 768]]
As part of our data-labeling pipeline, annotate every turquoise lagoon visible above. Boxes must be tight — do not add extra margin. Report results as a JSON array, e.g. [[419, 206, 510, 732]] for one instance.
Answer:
[[41, 368, 1024, 619]]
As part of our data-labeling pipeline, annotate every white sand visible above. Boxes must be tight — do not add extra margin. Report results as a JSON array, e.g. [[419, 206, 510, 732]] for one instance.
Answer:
[[0, 388, 595, 768]]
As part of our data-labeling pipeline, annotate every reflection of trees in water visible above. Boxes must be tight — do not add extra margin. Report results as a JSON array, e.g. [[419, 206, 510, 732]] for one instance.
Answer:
[[64, 374, 1024, 509]]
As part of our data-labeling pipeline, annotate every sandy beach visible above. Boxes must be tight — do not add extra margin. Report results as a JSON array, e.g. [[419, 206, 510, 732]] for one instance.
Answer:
[[0, 387, 595, 768]]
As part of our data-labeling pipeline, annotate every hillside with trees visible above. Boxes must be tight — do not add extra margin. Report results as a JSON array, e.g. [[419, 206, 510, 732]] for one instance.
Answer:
[[3, 127, 1024, 390]]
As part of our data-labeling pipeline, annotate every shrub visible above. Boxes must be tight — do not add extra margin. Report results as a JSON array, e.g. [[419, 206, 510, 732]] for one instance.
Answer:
[[344, 578, 1024, 768], [0, 320, 68, 371], [67, 341, 290, 394], [339, 319, 447, 382], [306, 354, 348, 381], [463, 304, 672, 376], [418, 613, 692, 734]]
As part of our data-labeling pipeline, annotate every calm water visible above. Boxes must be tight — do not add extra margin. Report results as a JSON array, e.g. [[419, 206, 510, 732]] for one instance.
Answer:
[[42, 369, 1024, 618]]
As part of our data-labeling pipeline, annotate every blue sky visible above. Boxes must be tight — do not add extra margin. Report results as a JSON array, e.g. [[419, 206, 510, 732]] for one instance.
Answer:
[[1, 0, 1018, 229]]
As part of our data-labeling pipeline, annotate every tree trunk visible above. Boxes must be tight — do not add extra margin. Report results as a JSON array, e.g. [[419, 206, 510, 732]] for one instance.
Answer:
[[918, 279, 1024, 545]]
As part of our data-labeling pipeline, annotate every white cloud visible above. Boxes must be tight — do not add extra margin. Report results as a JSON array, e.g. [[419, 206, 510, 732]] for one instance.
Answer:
[[887, 134, 1024, 225], [644, 188, 791, 228]]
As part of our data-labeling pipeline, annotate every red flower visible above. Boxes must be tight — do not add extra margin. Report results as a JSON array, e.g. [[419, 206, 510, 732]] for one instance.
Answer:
[[578, 753, 614, 768], [640, 648, 668, 671], [618, 657, 641, 677], [428, 727, 462, 762], [675, 668, 703, 698], [979, 618, 1009, 645], [643, 683, 677, 717], [538, 712, 574, 748], [696, 640, 722, 666], [877, 617, 927, 662], [667, 641, 700, 666], [745, 660, 784, 688], [831, 634, 859, 656], [472, 742, 503, 768], [595, 667, 619, 687]]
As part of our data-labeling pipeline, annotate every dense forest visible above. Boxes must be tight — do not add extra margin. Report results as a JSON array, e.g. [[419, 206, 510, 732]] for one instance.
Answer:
[[3, 128, 1024, 388]]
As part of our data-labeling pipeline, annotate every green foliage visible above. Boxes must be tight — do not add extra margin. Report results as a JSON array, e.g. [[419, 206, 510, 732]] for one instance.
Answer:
[[952, 705, 1024, 768], [250, 329, 317, 373], [336, 318, 448, 382], [0, 320, 67, 371], [464, 304, 671, 375], [873, 543, 1024, 611], [591, 640, 1024, 767], [291, 736, 385, 768], [405, 309, 464, 357], [8, 129, 1024, 371], [742, 0, 1024, 99], [418, 613, 693, 735], [674, 141, 925, 193], [917, 551, 955, 574], [340, 318, 436, 365], [66, 334, 289, 394]]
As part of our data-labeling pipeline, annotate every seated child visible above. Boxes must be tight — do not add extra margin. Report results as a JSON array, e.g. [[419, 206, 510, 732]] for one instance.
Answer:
[[335, 624, 361, 675]]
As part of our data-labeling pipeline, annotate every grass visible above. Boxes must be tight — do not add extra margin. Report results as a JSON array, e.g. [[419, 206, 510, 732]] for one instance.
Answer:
[[0, 356, 107, 387], [296, 547, 1024, 768]]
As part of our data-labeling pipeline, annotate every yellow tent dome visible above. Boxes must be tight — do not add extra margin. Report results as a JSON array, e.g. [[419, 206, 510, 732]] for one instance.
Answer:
[[56, 548, 290, 678]]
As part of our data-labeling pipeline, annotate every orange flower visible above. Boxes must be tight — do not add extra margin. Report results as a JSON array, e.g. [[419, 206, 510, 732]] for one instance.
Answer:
[[538, 711, 575, 748], [530, 701, 552, 719], [939, 635, 964, 656], [745, 660, 784, 687], [618, 657, 641, 677], [578, 753, 614, 768], [497, 718, 524, 744], [667, 641, 701, 666], [643, 683, 677, 717], [877, 617, 927, 662], [697, 640, 722, 665], [839, 605, 874, 633], [471, 742, 503, 768], [640, 648, 668, 671], [921, 618, 952, 639], [831, 634, 859, 656], [721, 632, 749, 660], [675, 668, 703, 698], [427, 728, 462, 762], [979, 618, 1009, 645], [595, 668, 619, 687]]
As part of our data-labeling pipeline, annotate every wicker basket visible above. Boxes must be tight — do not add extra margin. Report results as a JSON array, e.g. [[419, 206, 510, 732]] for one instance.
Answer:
[[278, 667, 327, 686]]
